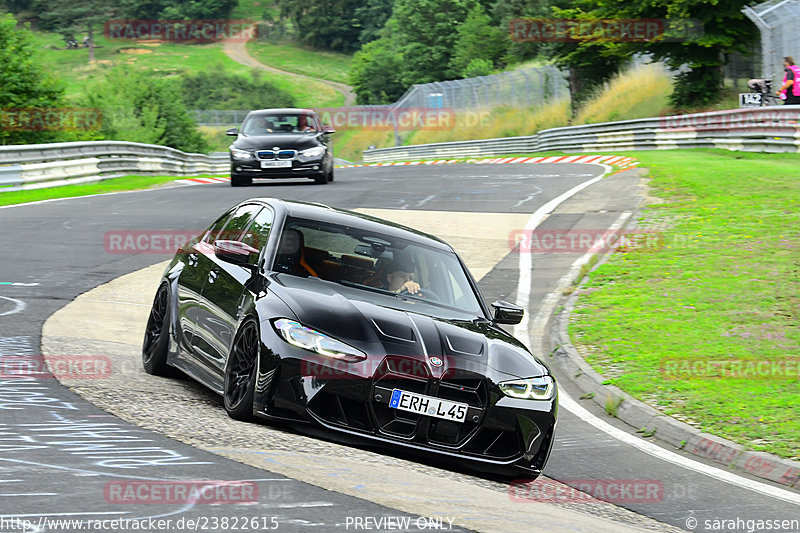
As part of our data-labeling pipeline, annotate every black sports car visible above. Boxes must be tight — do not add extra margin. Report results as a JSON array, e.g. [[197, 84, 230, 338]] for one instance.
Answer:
[[143, 199, 557, 478], [227, 108, 335, 186]]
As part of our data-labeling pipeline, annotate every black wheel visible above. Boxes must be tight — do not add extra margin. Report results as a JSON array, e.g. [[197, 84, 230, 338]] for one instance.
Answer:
[[314, 172, 327, 185], [223, 320, 259, 420], [231, 175, 252, 187], [142, 283, 178, 376], [327, 167, 334, 182]]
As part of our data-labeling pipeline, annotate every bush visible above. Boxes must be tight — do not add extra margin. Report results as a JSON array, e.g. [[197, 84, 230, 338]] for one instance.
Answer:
[[180, 68, 295, 110], [83, 66, 209, 153]]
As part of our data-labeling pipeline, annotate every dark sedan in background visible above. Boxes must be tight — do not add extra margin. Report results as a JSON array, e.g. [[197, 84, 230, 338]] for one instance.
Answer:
[[142, 198, 557, 479], [227, 108, 335, 186]]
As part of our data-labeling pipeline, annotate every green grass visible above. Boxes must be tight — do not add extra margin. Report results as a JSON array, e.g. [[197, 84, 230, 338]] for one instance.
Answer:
[[569, 149, 800, 459], [246, 41, 353, 85], [33, 31, 344, 108], [0, 174, 219, 207]]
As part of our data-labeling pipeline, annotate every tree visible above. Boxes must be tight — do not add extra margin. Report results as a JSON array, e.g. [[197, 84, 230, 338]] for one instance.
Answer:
[[35, 0, 130, 62], [449, 4, 508, 77], [354, 0, 394, 44], [84, 66, 209, 153], [0, 13, 65, 145], [350, 37, 406, 104], [276, 0, 366, 53], [392, 0, 480, 86], [547, 0, 759, 108]]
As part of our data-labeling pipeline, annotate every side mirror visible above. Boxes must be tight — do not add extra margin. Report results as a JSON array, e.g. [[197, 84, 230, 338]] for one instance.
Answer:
[[322, 125, 336, 134], [214, 240, 259, 270], [226, 128, 239, 137], [491, 300, 524, 325]]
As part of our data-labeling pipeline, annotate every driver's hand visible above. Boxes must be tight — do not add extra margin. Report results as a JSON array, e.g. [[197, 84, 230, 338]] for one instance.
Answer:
[[397, 281, 421, 295]]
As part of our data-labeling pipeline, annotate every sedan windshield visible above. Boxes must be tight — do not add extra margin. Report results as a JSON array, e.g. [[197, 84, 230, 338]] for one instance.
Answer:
[[272, 217, 486, 317], [242, 113, 318, 135]]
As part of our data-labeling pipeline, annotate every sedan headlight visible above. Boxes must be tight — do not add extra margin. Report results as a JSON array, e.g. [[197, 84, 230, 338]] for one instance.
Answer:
[[230, 148, 253, 160], [499, 376, 555, 400], [300, 146, 326, 158], [273, 318, 366, 362]]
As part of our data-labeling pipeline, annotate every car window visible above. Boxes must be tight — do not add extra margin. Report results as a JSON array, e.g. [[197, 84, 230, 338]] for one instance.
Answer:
[[202, 208, 235, 244], [273, 217, 484, 316], [242, 113, 318, 134], [214, 204, 262, 244], [240, 207, 274, 250]]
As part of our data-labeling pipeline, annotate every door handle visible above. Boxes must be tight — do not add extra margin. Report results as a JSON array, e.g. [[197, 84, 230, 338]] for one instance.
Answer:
[[188, 253, 198, 267], [208, 270, 218, 284]]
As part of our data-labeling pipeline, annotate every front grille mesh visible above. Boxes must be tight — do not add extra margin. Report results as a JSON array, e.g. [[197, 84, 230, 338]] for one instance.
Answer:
[[305, 356, 524, 460]]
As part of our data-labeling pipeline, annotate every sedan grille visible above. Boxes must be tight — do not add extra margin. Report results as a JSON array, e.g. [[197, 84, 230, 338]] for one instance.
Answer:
[[306, 356, 524, 461], [256, 150, 297, 160]]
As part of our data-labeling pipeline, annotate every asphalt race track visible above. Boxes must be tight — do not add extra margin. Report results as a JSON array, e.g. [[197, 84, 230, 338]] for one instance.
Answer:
[[1, 163, 798, 532]]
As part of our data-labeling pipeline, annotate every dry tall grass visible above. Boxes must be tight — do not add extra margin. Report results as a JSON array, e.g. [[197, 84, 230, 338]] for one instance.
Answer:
[[572, 63, 673, 125]]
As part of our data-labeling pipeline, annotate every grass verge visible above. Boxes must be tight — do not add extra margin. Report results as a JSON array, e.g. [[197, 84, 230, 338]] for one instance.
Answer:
[[0, 174, 216, 207], [246, 41, 353, 85], [569, 149, 800, 459]]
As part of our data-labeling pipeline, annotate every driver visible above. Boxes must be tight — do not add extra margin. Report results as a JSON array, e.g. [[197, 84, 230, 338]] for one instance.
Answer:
[[252, 116, 274, 133], [383, 257, 421, 295]]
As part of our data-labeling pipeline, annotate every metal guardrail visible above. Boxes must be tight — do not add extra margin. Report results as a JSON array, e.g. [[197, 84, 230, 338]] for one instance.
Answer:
[[0, 141, 228, 190], [363, 106, 800, 162]]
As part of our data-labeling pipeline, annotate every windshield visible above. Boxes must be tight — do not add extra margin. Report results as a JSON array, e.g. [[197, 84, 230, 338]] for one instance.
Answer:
[[271, 217, 486, 317], [242, 113, 319, 135]]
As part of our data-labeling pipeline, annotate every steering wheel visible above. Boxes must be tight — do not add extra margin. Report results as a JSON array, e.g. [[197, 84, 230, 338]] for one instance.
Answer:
[[398, 287, 441, 302]]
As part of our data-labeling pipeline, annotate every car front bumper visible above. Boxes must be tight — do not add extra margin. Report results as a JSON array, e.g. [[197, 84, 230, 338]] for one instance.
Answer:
[[254, 346, 557, 477], [230, 156, 326, 179]]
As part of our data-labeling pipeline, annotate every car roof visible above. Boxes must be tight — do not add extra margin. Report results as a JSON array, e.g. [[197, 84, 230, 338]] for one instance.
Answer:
[[248, 198, 452, 252], [246, 108, 316, 116]]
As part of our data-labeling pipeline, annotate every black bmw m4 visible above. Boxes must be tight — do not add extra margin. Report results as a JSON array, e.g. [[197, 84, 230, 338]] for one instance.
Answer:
[[143, 198, 557, 478], [227, 108, 335, 186]]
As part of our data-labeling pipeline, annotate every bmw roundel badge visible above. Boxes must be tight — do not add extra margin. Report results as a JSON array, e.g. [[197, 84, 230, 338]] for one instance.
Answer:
[[429, 356, 443, 367]]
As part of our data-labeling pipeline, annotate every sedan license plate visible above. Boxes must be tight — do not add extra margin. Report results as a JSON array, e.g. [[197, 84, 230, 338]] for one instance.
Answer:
[[260, 161, 292, 168], [389, 389, 467, 422]]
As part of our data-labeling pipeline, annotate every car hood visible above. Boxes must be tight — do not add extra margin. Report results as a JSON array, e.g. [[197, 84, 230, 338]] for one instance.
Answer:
[[233, 133, 319, 151], [266, 275, 550, 381]]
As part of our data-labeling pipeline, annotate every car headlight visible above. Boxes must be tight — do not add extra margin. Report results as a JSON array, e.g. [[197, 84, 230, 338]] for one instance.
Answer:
[[499, 376, 555, 400], [273, 318, 366, 362], [230, 148, 253, 160], [300, 146, 325, 158]]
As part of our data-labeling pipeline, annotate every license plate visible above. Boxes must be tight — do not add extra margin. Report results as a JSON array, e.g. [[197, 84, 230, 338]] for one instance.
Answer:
[[389, 389, 468, 422], [260, 161, 292, 168]]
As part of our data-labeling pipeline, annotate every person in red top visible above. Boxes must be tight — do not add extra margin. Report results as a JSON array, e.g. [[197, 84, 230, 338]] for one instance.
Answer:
[[777, 56, 800, 105]]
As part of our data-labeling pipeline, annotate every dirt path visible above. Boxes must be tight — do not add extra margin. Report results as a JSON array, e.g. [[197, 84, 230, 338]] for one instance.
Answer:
[[223, 29, 356, 106]]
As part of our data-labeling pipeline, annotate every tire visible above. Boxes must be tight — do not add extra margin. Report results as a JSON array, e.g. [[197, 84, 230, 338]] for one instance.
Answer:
[[230, 175, 252, 187], [223, 320, 259, 420], [327, 167, 334, 182], [314, 172, 327, 185], [142, 283, 178, 377]]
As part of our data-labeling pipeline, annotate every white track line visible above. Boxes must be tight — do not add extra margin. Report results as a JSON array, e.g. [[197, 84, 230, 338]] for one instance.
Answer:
[[0, 296, 26, 316], [513, 165, 800, 506]]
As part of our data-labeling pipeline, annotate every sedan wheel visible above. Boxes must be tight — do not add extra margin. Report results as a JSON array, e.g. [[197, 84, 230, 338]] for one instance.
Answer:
[[142, 283, 177, 376], [224, 320, 259, 420]]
